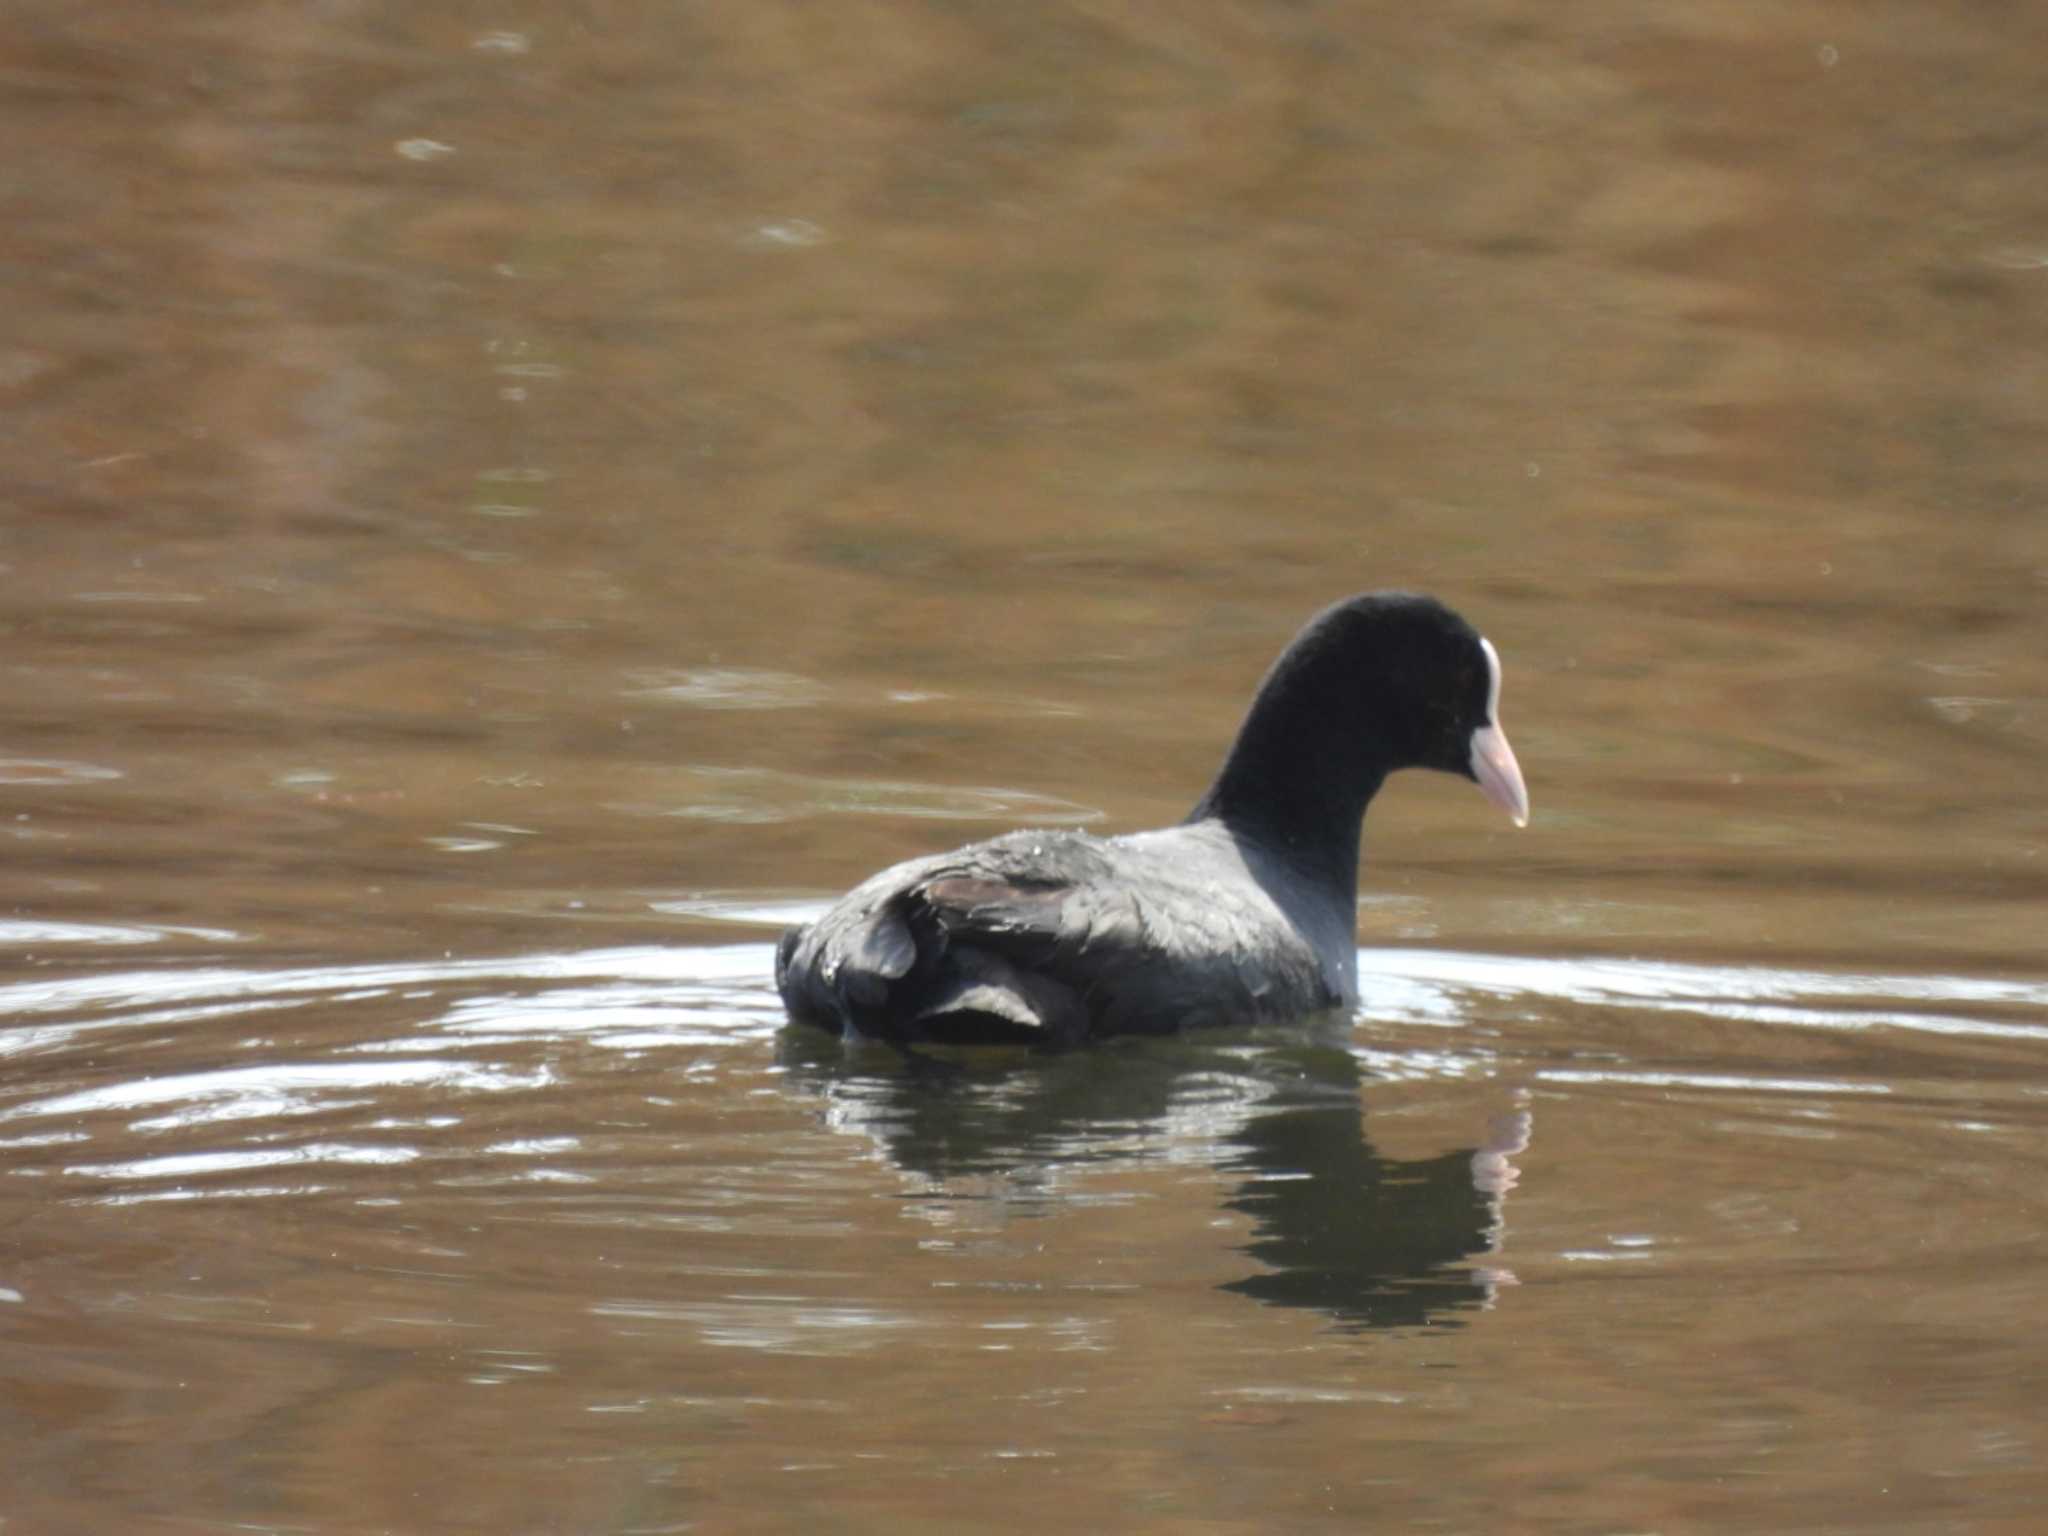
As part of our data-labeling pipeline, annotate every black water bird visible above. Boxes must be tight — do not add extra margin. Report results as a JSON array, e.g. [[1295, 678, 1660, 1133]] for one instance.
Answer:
[[776, 592, 1528, 1046]]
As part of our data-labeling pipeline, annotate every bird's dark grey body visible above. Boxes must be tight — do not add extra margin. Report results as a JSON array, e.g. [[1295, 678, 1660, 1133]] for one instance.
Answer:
[[775, 592, 1529, 1047], [775, 820, 1359, 1045]]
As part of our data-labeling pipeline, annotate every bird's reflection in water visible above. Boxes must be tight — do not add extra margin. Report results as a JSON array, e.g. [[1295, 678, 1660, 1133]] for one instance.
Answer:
[[778, 1021, 1530, 1331], [1220, 1043, 1530, 1328]]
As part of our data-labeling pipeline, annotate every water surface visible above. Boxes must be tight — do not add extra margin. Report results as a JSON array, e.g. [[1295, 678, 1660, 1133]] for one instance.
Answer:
[[5, 1, 2047, 1531]]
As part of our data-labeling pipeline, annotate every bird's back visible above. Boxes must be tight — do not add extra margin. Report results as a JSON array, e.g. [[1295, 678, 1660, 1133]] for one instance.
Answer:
[[775, 822, 1354, 1046]]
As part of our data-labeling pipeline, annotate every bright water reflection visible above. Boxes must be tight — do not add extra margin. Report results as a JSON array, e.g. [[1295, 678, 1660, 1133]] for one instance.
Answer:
[[3, 937, 2037, 1236]]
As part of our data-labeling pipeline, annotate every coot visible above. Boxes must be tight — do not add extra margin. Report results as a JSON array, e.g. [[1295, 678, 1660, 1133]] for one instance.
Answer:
[[776, 592, 1528, 1046]]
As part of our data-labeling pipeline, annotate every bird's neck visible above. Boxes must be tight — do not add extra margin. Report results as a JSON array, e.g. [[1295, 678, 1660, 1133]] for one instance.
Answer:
[[1184, 710, 1386, 907]]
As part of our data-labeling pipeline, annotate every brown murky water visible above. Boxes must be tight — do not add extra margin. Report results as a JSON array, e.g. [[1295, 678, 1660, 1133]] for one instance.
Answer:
[[5, 3, 2047, 1531]]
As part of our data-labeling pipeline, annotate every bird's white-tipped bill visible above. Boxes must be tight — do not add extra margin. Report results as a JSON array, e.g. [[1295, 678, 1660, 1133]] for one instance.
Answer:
[[1472, 637, 1529, 827], [1470, 723, 1529, 827]]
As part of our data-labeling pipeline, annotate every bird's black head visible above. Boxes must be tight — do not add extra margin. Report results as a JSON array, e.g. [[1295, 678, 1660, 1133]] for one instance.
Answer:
[[1191, 592, 1529, 879], [1310, 594, 1528, 824]]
